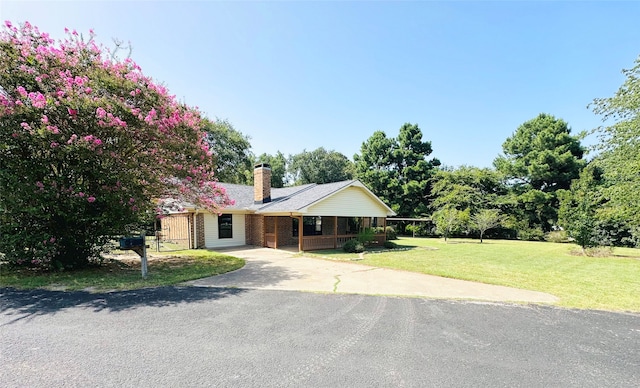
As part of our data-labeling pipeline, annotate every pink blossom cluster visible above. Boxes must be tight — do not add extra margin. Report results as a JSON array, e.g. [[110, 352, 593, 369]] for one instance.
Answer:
[[1, 21, 231, 215]]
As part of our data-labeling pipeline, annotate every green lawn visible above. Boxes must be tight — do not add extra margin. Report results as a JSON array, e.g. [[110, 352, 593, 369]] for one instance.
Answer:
[[309, 237, 640, 312], [0, 249, 244, 292]]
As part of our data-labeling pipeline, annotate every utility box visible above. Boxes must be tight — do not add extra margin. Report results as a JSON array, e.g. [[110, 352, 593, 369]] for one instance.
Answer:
[[119, 236, 144, 249]]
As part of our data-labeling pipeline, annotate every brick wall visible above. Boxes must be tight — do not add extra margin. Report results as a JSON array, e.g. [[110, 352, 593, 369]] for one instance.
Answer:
[[195, 213, 205, 248], [276, 216, 294, 247], [245, 214, 264, 247]]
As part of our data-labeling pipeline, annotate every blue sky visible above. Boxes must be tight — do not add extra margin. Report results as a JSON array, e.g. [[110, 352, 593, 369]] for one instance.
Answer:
[[3, 1, 639, 168]]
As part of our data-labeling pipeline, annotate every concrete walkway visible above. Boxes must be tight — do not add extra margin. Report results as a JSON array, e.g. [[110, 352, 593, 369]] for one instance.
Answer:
[[187, 247, 558, 303]]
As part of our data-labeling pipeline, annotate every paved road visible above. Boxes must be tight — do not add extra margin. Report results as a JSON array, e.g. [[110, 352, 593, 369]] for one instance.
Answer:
[[188, 247, 558, 303], [1, 287, 638, 387]]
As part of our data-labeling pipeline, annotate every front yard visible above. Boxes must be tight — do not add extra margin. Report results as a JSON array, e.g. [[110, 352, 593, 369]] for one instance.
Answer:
[[308, 237, 640, 312], [0, 249, 244, 292]]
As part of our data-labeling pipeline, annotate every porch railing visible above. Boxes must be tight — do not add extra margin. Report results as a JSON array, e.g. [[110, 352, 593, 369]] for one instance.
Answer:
[[300, 234, 386, 251]]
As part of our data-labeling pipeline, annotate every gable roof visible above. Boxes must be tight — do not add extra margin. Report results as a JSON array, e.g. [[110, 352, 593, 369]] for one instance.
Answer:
[[218, 179, 395, 216]]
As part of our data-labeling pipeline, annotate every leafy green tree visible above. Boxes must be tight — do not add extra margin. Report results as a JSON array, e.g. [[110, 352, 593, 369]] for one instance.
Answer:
[[494, 114, 586, 232], [558, 166, 603, 251], [0, 22, 230, 270], [204, 118, 253, 184], [431, 166, 506, 214], [288, 147, 354, 184], [433, 207, 469, 242], [472, 209, 501, 243], [590, 55, 640, 228], [254, 151, 288, 188], [354, 123, 440, 216]]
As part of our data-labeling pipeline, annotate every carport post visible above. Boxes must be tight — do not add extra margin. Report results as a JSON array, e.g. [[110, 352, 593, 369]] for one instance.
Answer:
[[298, 216, 303, 252]]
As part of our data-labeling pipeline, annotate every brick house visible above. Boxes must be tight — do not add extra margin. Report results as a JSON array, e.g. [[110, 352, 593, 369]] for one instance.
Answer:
[[161, 163, 396, 251]]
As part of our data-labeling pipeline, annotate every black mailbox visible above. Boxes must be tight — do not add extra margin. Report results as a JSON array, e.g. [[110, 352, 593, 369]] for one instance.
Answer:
[[119, 237, 144, 249]]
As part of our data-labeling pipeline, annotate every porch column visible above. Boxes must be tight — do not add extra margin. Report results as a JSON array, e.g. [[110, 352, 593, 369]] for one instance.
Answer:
[[298, 216, 303, 252], [274, 216, 279, 249], [334, 216, 338, 249], [382, 217, 387, 243]]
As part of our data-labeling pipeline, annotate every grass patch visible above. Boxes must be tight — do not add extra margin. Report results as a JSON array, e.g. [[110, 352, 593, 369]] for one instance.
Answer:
[[0, 249, 244, 292], [310, 237, 640, 312]]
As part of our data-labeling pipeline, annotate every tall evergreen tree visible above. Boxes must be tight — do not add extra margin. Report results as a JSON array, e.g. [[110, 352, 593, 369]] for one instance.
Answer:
[[494, 113, 586, 233], [355, 123, 439, 216]]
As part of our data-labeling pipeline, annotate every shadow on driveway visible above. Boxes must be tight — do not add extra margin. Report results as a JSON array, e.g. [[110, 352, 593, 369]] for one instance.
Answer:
[[0, 286, 244, 325]]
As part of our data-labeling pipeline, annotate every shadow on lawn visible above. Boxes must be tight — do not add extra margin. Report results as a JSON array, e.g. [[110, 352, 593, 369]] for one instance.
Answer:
[[0, 286, 245, 325]]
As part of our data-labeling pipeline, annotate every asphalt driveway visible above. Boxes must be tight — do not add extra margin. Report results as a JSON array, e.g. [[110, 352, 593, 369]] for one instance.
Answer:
[[188, 246, 558, 303], [1, 287, 638, 387]]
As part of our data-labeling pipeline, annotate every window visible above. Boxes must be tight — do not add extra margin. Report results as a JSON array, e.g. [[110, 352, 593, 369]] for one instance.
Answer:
[[292, 218, 299, 237], [218, 214, 233, 239], [303, 216, 322, 236]]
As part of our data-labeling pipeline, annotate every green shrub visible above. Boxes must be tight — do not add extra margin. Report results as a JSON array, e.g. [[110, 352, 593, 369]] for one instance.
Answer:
[[584, 246, 614, 257], [357, 228, 375, 245], [373, 226, 397, 240], [383, 241, 397, 249], [343, 239, 365, 253], [545, 230, 569, 243], [518, 228, 546, 241]]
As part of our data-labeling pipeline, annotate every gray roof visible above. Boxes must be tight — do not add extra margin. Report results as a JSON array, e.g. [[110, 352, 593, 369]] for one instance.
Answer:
[[218, 182, 316, 210], [218, 179, 393, 215]]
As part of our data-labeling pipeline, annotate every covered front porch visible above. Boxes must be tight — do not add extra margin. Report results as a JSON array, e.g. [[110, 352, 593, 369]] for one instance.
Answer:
[[262, 216, 387, 251]]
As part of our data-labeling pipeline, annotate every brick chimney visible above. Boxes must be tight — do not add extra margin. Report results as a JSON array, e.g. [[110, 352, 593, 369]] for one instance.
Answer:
[[254, 163, 271, 204]]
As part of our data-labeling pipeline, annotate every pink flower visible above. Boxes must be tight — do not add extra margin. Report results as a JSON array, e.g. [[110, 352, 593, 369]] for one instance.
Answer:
[[67, 107, 77, 116], [41, 115, 49, 124], [36, 181, 44, 189], [28, 92, 46, 108], [87, 196, 96, 203], [16, 86, 27, 97], [50, 142, 59, 148], [94, 138, 102, 146], [78, 192, 85, 197], [96, 107, 106, 118]]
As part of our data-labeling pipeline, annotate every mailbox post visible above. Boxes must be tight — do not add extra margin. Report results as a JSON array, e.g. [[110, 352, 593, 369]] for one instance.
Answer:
[[140, 232, 148, 278], [119, 234, 149, 279]]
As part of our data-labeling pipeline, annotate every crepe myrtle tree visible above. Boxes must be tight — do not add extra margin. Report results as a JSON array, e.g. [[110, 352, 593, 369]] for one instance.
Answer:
[[0, 22, 232, 270]]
